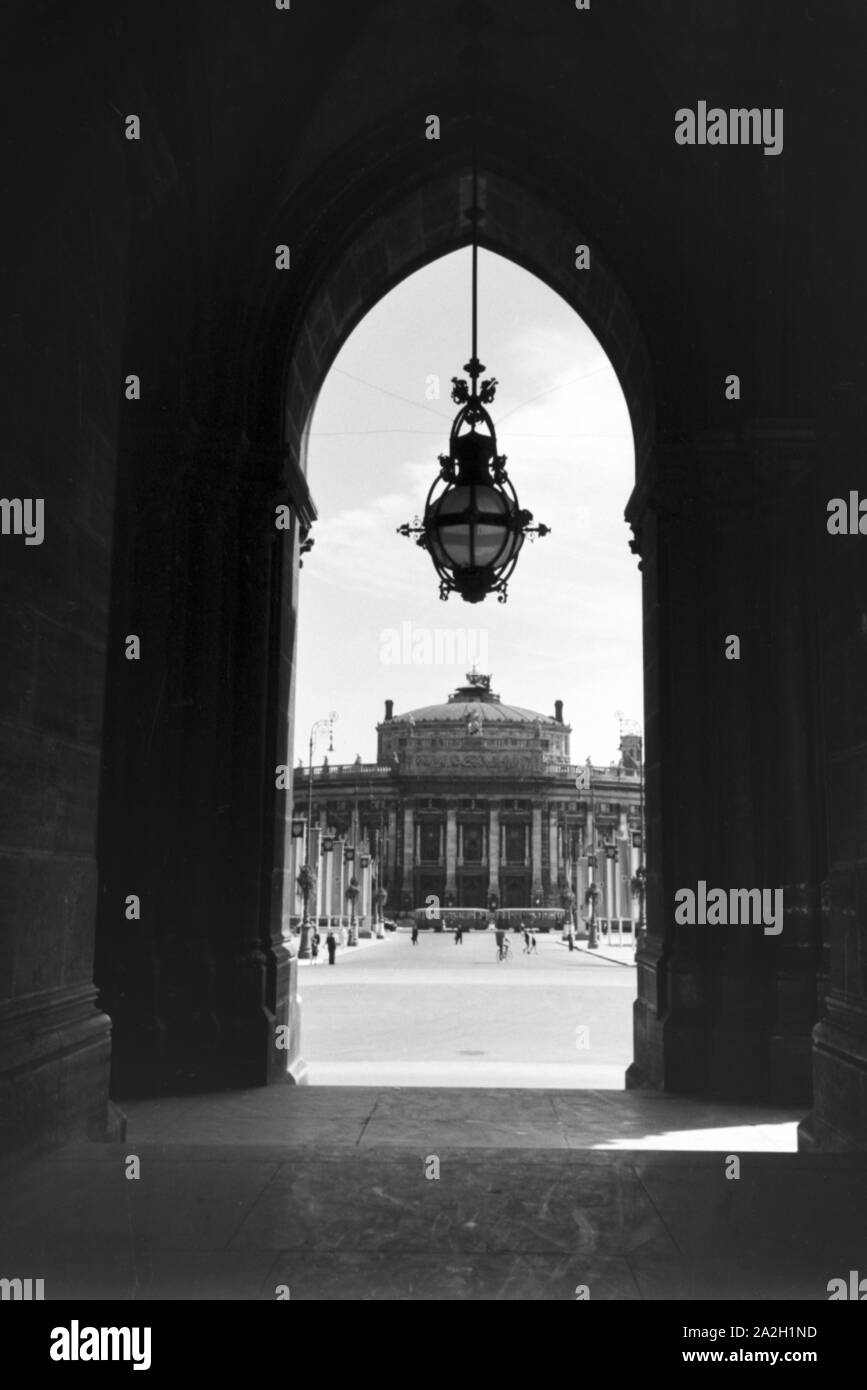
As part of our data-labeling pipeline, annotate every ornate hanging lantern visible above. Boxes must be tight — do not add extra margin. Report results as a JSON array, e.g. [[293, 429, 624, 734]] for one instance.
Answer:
[[397, 173, 549, 602]]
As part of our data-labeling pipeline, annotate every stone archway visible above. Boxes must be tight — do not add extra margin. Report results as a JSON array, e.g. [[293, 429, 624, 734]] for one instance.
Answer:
[[95, 112, 827, 1136], [5, 0, 864, 1161], [251, 147, 824, 1118]]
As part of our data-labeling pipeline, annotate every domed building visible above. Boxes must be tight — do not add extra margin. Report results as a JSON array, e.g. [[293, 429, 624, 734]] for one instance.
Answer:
[[291, 672, 644, 934]]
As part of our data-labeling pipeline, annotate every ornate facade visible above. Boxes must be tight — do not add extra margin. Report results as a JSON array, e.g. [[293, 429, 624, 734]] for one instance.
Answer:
[[291, 673, 644, 928]]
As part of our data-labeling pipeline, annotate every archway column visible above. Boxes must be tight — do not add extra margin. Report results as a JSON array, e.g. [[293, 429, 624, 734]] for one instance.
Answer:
[[627, 425, 823, 1103], [802, 389, 867, 1148], [97, 419, 312, 1093], [97, 405, 222, 1096]]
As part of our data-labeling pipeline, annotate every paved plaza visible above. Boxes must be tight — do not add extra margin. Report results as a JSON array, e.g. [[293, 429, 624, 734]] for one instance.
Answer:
[[0, 928, 817, 1301], [300, 926, 635, 1088]]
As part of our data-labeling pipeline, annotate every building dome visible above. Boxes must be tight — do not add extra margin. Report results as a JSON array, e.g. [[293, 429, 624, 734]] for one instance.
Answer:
[[388, 673, 562, 727], [377, 673, 571, 770]]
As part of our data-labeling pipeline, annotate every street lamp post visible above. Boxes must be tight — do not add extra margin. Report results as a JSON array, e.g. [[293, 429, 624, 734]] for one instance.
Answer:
[[587, 779, 599, 949], [373, 813, 387, 938], [605, 841, 618, 940], [587, 860, 599, 950], [299, 711, 337, 960], [345, 839, 358, 946]]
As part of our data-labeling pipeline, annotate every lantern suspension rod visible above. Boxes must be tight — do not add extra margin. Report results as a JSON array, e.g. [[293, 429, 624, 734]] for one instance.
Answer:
[[471, 158, 479, 371]]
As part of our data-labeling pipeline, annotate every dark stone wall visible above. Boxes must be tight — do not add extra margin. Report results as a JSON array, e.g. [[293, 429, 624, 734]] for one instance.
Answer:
[[0, 12, 134, 1149], [1, 0, 866, 1148]]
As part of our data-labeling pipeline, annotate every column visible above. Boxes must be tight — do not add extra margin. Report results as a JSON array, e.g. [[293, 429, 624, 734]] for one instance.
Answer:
[[310, 825, 321, 919], [627, 430, 824, 1105], [531, 804, 543, 901], [548, 810, 559, 901], [317, 809, 328, 921], [445, 804, 458, 902], [337, 841, 347, 941], [358, 847, 372, 938], [402, 804, 414, 909], [617, 838, 630, 922], [606, 855, 615, 927], [614, 809, 628, 918], [488, 802, 500, 905], [323, 840, 331, 924]]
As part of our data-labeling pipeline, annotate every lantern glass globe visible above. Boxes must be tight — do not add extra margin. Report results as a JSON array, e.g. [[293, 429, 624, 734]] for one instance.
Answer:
[[430, 484, 524, 571]]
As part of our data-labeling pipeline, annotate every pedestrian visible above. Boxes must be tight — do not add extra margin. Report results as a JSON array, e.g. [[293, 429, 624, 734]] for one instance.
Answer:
[[311, 930, 320, 965], [454, 921, 463, 945], [522, 927, 530, 954], [529, 932, 538, 955], [411, 922, 419, 945], [495, 925, 506, 961], [326, 930, 336, 965]]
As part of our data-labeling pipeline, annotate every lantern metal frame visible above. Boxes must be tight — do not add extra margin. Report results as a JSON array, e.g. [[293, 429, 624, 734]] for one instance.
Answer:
[[397, 134, 549, 602], [399, 356, 549, 603]]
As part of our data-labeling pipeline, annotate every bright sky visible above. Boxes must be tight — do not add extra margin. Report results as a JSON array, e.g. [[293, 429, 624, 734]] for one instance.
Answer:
[[293, 249, 642, 768]]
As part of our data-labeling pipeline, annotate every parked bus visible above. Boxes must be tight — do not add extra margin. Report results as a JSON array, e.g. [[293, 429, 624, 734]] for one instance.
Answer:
[[413, 906, 568, 933], [495, 908, 567, 934], [413, 906, 489, 932]]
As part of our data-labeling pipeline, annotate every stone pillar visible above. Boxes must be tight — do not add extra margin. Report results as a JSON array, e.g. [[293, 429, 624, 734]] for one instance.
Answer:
[[96, 421, 314, 1094], [402, 804, 414, 905], [531, 804, 543, 901], [328, 842, 338, 921], [317, 810, 328, 919], [548, 810, 558, 901], [617, 839, 630, 921], [616, 809, 629, 918], [336, 841, 346, 935], [626, 429, 823, 1103], [387, 804, 398, 886], [802, 392, 867, 1148], [576, 858, 589, 935], [488, 802, 500, 904], [445, 804, 458, 902], [96, 414, 223, 1097], [305, 825, 315, 919]]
